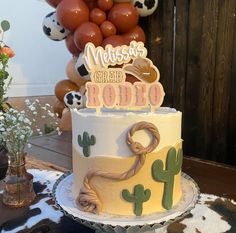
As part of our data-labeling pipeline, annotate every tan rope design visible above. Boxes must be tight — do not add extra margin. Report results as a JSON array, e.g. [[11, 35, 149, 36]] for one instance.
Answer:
[[76, 121, 160, 214]]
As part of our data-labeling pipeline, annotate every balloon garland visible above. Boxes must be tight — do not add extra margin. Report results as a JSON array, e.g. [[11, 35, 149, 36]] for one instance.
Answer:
[[42, 0, 159, 130]]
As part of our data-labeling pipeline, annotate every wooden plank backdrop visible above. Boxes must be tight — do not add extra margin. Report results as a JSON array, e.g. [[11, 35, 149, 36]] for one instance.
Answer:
[[142, 0, 236, 165]]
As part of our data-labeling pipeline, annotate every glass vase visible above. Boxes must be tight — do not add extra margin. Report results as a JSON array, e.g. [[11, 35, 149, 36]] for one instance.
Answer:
[[2, 152, 36, 208]]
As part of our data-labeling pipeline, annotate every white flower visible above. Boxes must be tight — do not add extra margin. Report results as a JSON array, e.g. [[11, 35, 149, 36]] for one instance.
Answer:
[[11, 116, 16, 121], [0, 127, 5, 132], [18, 115, 24, 122], [23, 118, 31, 125], [8, 108, 14, 113], [25, 99, 30, 104], [0, 108, 33, 153], [48, 112, 55, 117], [29, 106, 36, 111]]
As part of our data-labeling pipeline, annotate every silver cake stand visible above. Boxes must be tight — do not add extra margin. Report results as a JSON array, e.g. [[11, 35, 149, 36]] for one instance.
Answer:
[[52, 172, 200, 233]]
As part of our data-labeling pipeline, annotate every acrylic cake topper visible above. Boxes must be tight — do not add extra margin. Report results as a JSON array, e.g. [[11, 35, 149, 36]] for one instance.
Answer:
[[83, 41, 165, 112]]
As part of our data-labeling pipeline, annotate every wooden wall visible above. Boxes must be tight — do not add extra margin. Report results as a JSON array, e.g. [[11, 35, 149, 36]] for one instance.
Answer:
[[142, 0, 236, 165]]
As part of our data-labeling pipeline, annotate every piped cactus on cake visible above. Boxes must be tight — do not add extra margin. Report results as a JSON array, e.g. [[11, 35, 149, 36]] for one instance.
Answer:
[[152, 147, 183, 210], [122, 184, 151, 216], [78, 132, 96, 157]]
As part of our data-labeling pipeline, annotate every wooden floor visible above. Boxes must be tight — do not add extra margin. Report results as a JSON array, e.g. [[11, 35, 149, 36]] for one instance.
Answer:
[[27, 132, 73, 170]]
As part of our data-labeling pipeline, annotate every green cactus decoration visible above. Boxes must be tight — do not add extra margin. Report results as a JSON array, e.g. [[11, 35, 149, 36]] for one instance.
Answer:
[[152, 147, 183, 210], [122, 184, 151, 216], [78, 132, 96, 157]]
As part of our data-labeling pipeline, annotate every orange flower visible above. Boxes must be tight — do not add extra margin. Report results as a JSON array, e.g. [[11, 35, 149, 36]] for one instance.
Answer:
[[0, 46, 15, 58]]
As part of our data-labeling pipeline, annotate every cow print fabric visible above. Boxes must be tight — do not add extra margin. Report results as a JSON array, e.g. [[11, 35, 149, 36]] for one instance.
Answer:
[[0, 170, 235, 233]]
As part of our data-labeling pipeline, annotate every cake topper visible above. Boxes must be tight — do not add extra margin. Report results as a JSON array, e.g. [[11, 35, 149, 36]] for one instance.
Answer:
[[83, 41, 165, 112]]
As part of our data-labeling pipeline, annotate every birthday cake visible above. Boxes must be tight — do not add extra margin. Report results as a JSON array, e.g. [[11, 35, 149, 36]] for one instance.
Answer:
[[70, 42, 183, 217], [41, 0, 184, 218]]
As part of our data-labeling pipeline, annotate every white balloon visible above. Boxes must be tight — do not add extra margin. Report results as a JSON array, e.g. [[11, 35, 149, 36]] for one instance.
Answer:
[[64, 91, 86, 109], [132, 0, 158, 17], [75, 53, 91, 81], [42, 11, 69, 41]]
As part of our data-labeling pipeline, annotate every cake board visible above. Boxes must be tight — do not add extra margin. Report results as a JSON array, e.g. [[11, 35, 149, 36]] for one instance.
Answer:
[[52, 172, 200, 233]]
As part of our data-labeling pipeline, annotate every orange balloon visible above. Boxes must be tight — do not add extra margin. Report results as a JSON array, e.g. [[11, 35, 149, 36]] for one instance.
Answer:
[[56, 0, 89, 31], [46, 0, 62, 8], [97, 0, 113, 11], [90, 8, 106, 26], [74, 22, 103, 50], [123, 25, 146, 44], [102, 35, 127, 48], [60, 108, 72, 131], [66, 58, 87, 86], [100, 20, 117, 38], [65, 33, 81, 56], [84, 0, 97, 10], [55, 79, 80, 101], [53, 99, 65, 118], [108, 3, 139, 33]]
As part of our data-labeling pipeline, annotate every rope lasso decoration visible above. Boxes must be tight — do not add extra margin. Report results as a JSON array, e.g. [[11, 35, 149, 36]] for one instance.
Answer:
[[76, 121, 160, 214]]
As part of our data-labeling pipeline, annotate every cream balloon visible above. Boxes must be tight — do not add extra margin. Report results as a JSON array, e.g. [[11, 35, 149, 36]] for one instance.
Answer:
[[59, 108, 72, 131], [66, 57, 87, 87]]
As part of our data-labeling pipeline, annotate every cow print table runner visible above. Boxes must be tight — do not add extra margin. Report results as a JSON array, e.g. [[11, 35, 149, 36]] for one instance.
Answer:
[[0, 169, 235, 233]]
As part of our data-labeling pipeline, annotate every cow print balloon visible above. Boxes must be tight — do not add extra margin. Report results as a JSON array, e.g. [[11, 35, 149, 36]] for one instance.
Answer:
[[75, 53, 90, 81], [42, 12, 69, 41], [132, 0, 158, 17], [64, 91, 86, 109]]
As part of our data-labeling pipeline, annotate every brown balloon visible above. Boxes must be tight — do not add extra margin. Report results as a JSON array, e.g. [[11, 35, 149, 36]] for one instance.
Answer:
[[55, 79, 80, 101], [53, 99, 65, 118], [123, 25, 146, 44], [97, 0, 113, 11], [74, 22, 103, 50], [60, 108, 72, 131], [100, 20, 117, 38], [90, 8, 106, 26], [56, 0, 89, 31], [65, 33, 81, 56], [66, 58, 87, 87], [46, 0, 62, 8], [102, 35, 127, 48], [108, 3, 139, 33]]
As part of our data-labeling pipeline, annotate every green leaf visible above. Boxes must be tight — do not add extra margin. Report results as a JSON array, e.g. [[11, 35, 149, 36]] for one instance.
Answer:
[[1, 20, 10, 32], [0, 70, 9, 79]]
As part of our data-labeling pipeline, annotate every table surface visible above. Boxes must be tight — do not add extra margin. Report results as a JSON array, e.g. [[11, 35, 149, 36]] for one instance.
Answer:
[[1, 132, 236, 233]]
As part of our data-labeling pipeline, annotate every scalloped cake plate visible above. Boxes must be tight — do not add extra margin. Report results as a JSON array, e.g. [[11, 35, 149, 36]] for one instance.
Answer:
[[52, 171, 200, 229]]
